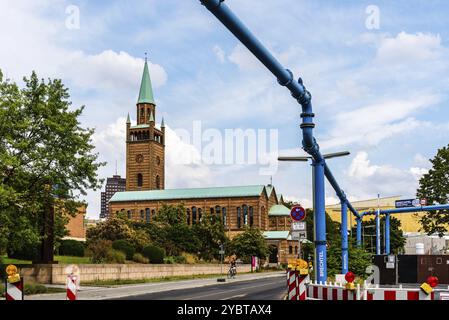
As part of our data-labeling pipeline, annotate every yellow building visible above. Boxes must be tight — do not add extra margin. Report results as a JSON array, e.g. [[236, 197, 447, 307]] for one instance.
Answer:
[[326, 196, 426, 233]]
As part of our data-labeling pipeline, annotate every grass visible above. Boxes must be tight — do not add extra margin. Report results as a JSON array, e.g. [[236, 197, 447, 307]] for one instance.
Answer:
[[1, 255, 91, 265]]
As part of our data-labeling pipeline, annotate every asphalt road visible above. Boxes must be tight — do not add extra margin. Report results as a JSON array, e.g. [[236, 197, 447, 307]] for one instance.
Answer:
[[116, 275, 286, 300]]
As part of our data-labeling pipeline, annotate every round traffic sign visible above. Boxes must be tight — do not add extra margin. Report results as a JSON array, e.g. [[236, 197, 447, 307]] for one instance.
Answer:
[[290, 206, 306, 222]]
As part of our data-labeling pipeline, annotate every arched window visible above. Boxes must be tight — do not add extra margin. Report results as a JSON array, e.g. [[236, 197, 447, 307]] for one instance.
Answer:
[[237, 207, 242, 229], [210, 207, 214, 215], [187, 208, 191, 225], [222, 207, 227, 226], [198, 208, 202, 223], [151, 209, 155, 218], [249, 206, 254, 226], [289, 245, 293, 254], [141, 108, 144, 119], [145, 208, 150, 223], [192, 207, 197, 225], [156, 175, 160, 189], [295, 246, 298, 255], [140, 210, 144, 220], [137, 174, 143, 187], [215, 206, 221, 219], [127, 210, 132, 219], [243, 205, 248, 226]]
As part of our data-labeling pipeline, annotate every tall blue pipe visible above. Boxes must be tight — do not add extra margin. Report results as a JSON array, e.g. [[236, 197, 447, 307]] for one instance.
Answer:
[[385, 213, 390, 255], [376, 208, 381, 255], [313, 160, 327, 283], [341, 201, 348, 274], [363, 204, 449, 216], [356, 217, 362, 247]]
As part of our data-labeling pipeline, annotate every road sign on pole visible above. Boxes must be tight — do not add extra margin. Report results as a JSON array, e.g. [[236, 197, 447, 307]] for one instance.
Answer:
[[292, 231, 307, 241], [292, 221, 306, 231], [290, 206, 306, 222]]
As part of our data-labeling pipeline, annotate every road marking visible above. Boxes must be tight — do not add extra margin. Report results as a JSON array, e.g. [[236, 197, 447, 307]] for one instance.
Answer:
[[184, 278, 283, 300], [220, 294, 247, 300]]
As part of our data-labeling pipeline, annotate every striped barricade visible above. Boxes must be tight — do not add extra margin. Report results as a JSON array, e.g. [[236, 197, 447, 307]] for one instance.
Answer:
[[287, 271, 309, 300], [306, 281, 363, 300], [5, 279, 24, 301], [66, 275, 79, 300], [364, 285, 435, 300]]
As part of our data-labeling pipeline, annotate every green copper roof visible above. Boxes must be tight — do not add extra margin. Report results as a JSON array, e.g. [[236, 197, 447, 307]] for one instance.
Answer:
[[266, 185, 274, 196], [137, 60, 155, 104], [110, 185, 266, 203], [263, 231, 290, 240], [268, 204, 291, 216], [149, 110, 155, 122], [131, 124, 150, 129]]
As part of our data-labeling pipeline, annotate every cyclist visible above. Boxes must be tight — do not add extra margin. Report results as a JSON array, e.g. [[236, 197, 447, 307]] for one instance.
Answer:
[[228, 257, 237, 278]]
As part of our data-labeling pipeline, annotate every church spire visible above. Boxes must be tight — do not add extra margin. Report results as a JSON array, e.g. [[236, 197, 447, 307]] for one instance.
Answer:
[[137, 56, 155, 105]]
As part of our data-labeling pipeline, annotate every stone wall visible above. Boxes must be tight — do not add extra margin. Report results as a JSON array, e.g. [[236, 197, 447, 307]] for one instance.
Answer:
[[21, 263, 252, 285]]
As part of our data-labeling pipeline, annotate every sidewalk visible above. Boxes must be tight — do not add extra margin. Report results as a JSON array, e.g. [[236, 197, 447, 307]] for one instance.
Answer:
[[25, 271, 285, 300]]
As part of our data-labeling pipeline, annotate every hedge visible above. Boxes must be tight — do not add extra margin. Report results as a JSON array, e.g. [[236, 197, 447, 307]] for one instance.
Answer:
[[142, 245, 165, 264]]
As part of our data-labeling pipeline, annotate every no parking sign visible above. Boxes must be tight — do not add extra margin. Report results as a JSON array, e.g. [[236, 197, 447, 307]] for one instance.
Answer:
[[290, 206, 306, 222]]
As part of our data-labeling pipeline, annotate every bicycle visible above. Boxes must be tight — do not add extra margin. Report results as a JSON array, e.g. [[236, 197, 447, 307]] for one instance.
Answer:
[[227, 266, 237, 279]]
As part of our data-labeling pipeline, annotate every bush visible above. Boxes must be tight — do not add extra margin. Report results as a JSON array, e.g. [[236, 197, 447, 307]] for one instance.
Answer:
[[182, 253, 198, 264], [106, 249, 126, 264], [142, 245, 165, 264], [132, 253, 149, 264], [87, 240, 112, 264], [164, 256, 176, 264], [112, 240, 135, 260], [7, 244, 39, 261], [174, 255, 186, 264], [59, 240, 85, 257]]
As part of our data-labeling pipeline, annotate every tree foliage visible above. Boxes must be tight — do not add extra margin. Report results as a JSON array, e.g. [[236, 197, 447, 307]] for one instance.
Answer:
[[0, 70, 104, 254], [417, 145, 449, 236], [192, 213, 229, 261], [229, 227, 269, 262]]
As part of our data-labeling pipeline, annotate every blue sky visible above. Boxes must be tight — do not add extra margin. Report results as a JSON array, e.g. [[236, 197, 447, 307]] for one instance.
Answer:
[[1, 0, 449, 218]]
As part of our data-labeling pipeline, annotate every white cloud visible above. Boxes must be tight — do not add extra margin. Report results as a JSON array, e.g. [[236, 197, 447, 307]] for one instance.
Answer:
[[322, 94, 440, 150], [376, 32, 443, 65], [345, 151, 421, 199], [212, 45, 226, 63], [228, 44, 262, 71]]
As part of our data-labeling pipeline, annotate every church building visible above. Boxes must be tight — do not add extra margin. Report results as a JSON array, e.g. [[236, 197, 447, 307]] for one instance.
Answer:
[[109, 60, 298, 264]]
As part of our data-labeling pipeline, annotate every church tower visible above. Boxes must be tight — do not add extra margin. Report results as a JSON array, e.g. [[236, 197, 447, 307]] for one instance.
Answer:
[[125, 58, 165, 191]]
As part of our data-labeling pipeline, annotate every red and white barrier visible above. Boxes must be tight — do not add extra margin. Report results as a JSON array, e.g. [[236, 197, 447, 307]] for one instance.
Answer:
[[287, 271, 297, 300], [66, 275, 78, 300], [306, 281, 362, 300], [5, 280, 24, 301], [364, 285, 435, 300]]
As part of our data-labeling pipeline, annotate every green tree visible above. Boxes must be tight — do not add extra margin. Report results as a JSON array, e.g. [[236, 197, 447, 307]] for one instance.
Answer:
[[86, 216, 150, 251], [229, 227, 269, 263], [417, 145, 449, 236], [192, 213, 229, 261], [0, 70, 104, 255], [149, 204, 200, 256]]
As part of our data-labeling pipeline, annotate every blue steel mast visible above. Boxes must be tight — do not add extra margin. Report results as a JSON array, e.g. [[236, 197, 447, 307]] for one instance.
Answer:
[[200, 0, 360, 281]]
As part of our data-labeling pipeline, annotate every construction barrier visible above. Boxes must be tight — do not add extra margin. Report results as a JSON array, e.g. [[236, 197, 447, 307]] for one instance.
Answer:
[[364, 284, 435, 301], [287, 271, 297, 300], [5, 279, 24, 301], [306, 281, 362, 300], [66, 274, 78, 300]]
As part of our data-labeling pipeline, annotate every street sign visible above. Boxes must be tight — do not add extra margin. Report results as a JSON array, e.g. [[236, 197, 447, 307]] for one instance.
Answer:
[[291, 221, 306, 231], [290, 206, 306, 222], [219, 250, 225, 255], [292, 231, 307, 241], [395, 199, 421, 208], [420, 198, 427, 206]]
